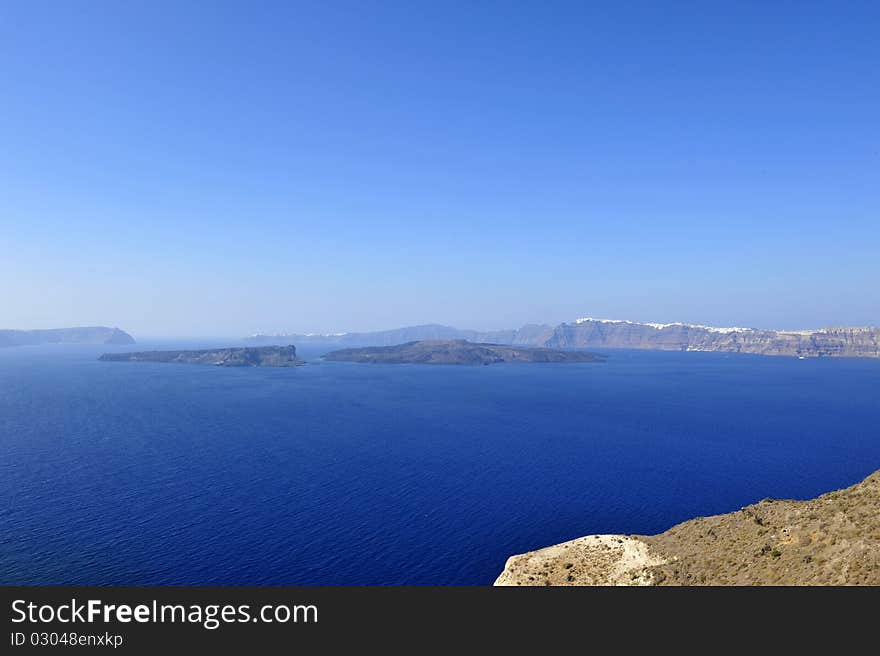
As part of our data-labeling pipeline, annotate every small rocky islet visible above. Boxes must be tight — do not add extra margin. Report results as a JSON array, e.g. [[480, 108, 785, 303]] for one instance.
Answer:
[[99, 345, 304, 367]]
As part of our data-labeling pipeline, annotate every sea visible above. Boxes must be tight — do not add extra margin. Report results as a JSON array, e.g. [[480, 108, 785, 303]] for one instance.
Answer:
[[1, 342, 879, 585]]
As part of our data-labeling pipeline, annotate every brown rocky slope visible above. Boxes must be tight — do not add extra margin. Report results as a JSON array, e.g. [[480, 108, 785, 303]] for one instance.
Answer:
[[496, 469, 880, 585]]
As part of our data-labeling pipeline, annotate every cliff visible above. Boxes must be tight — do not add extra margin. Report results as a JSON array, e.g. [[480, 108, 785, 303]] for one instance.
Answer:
[[323, 340, 604, 365], [246, 319, 880, 359], [545, 319, 880, 358], [0, 326, 135, 347], [495, 468, 880, 585], [99, 345, 303, 367]]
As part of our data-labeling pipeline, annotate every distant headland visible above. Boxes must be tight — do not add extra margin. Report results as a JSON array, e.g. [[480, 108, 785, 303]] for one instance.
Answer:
[[0, 326, 135, 347], [322, 340, 604, 365], [99, 345, 303, 367], [248, 318, 880, 359]]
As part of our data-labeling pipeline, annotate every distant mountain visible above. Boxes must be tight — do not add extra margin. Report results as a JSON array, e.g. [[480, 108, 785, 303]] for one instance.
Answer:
[[248, 318, 880, 359], [100, 345, 302, 367], [246, 323, 554, 348], [322, 340, 604, 365], [545, 318, 880, 358], [0, 326, 135, 347]]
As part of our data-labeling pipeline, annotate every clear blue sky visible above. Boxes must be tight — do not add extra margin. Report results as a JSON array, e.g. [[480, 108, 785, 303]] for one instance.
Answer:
[[1, 1, 877, 337]]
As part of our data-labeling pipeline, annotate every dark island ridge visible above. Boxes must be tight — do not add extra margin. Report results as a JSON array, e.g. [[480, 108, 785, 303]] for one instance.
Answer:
[[99, 345, 304, 367], [322, 339, 605, 365]]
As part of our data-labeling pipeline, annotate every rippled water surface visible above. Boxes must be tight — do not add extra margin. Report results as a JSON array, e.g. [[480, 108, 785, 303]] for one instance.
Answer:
[[2, 343, 879, 584]]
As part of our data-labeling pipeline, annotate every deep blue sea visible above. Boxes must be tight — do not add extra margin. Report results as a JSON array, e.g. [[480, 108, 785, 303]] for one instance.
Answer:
[[2, 342, 879, 585]]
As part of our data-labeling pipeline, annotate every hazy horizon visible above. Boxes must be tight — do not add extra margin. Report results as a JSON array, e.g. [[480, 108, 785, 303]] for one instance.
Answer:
[[4, 313, 880, 342], [3, 3, 878, 338]]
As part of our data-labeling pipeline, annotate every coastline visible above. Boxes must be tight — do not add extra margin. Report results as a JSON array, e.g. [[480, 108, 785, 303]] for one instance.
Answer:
[[495, 468, 880, 586]]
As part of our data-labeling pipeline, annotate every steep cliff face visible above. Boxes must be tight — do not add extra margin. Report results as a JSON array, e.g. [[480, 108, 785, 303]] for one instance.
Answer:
[[497, 323, 557, 346], [808, 327, 880, 358], [247, 320, 880, 358], [544, 320, 880, 358], [0, 327, 136, 346], [496, 468, 880, 586]]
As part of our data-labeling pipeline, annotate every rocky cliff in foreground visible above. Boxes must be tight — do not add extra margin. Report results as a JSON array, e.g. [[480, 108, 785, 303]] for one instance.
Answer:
[[100, 345, 303, 367], [0, 326, 135, 347], [496, 469, 880, 585]]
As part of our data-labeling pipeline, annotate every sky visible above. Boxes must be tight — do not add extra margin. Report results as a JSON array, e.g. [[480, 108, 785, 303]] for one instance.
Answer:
[[1, 1, 878, 338]]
